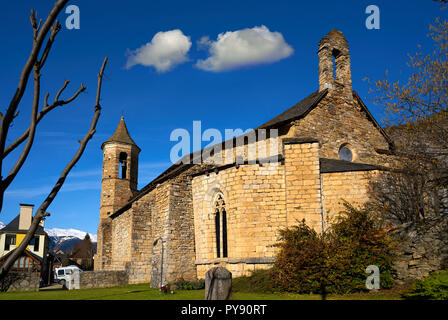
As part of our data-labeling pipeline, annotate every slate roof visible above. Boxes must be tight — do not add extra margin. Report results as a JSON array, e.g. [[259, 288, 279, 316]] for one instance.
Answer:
[[257, 89, 329, 129], [101, 116, 140, 151], [319, 158, 387, 173], [0, 214, 46, 235]]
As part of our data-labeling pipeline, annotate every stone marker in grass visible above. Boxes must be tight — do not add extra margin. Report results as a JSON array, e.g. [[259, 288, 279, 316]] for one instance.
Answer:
[[205, 267, 232, 300]]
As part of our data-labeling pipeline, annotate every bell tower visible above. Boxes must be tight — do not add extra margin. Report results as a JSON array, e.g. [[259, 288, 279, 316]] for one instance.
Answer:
[[99, 116, 140, 220], [318, 29, 353, 101], [95, 116, 140, 270]]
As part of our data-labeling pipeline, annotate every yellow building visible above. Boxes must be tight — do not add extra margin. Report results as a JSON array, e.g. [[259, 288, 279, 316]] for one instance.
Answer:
[[0, 204, 50, 274]]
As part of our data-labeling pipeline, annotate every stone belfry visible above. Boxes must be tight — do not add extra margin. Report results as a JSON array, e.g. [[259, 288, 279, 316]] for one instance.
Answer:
[[318, 29, 353, 101], [95, 116, 140, 270]]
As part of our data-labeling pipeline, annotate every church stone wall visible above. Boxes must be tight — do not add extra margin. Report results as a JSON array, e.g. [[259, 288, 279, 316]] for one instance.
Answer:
[[127, 196, 154, 284], [291, 93, 390, 165], [284, 140, 323, 232], [164, 171, 197, 283], [149, 181, 171, 287], [193, 161, 286, 278], [192, 137, 387, 278], [321, 170, 379, 225], [94, 220, 112, 270], [110, 209, 132, 270]]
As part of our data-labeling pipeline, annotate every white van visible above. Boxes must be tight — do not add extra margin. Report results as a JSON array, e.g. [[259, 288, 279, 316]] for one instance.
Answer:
[[54, 266, 82, 286]]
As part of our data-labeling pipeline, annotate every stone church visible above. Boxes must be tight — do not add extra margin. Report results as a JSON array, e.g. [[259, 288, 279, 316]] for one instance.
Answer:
[[94, 29, 395, 286]]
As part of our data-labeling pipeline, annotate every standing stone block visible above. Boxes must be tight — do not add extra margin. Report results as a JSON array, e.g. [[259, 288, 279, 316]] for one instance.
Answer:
[[204, 267, 232, 300]]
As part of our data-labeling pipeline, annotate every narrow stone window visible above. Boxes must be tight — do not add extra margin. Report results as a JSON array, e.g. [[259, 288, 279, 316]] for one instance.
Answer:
[[214, 193, 228, 258], [222, 208, 228, 258], [332, 53, 337, 80], [339, 145, 353, 162], [215, 208, 220, 258], [332, 49, 341, 81], [119, 152, 127, 179]]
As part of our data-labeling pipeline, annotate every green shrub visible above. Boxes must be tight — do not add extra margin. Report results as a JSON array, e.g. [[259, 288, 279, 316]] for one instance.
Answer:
[[272, 202, 396, 294], [232, 269, 277, 293], [402, 270, 448, 300], [170, 279, 205, 290]]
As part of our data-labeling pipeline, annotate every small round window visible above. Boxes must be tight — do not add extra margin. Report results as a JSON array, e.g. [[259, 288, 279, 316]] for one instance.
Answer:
[[339, 146, 353, 162]]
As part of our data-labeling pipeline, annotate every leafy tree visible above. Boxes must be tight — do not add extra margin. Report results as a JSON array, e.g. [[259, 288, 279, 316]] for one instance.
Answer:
[[69, 233, 94, 270], [402, 270, 448, 300], [272, 203, 395, 294]]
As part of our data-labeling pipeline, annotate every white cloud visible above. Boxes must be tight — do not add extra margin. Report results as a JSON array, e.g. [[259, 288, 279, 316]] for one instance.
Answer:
[[196, 25, 294, 72], [126, 29, 192, 73]]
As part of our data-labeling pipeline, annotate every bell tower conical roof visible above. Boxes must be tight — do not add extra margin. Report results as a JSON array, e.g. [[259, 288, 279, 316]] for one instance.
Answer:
[[101, 116, 140, 151]]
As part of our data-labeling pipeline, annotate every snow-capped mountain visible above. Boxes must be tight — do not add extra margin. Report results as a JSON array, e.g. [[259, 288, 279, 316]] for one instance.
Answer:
[[46, 228, 97, 253], [45, 228, 97, 242]]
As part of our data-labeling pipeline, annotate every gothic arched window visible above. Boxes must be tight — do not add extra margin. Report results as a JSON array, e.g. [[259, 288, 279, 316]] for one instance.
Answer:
[[214, 193, 228, 258]]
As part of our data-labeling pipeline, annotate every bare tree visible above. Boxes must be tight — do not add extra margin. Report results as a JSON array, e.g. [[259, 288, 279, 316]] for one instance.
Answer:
[[368, 17, 448, 225], [372, 18, 447, 156], [0, 0, 108, 282]]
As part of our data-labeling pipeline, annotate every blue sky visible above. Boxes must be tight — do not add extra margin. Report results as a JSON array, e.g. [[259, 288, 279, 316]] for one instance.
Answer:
[[0, 0, 445, 234]]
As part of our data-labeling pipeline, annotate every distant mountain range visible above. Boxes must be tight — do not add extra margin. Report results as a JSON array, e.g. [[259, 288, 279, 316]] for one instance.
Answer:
[[46, 228, 97, 253], [0, 222, 96, 253]]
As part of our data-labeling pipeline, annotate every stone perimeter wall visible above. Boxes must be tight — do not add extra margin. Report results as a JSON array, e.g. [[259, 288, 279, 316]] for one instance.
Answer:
[[392, 216, 448, 283], [0, 271, 39, 292], [79, 270, 128, 289]]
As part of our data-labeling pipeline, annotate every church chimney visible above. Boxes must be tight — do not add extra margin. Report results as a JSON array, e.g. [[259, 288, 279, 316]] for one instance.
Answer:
[[318, 29, 353, 100]]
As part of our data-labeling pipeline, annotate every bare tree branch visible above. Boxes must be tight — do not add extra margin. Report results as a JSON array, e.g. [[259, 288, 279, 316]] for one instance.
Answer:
[[2, 81, 86, 159], [0, 1, 71, 212], [0, 56, 108, 282], [0, 0, 68, 188], [0, 1, 108, 285], [38, 20, 62, 69], [0, 65, 40, 192]]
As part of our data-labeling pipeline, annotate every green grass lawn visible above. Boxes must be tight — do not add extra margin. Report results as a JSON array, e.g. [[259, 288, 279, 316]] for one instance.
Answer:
[[0, 283, 403, 300]]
